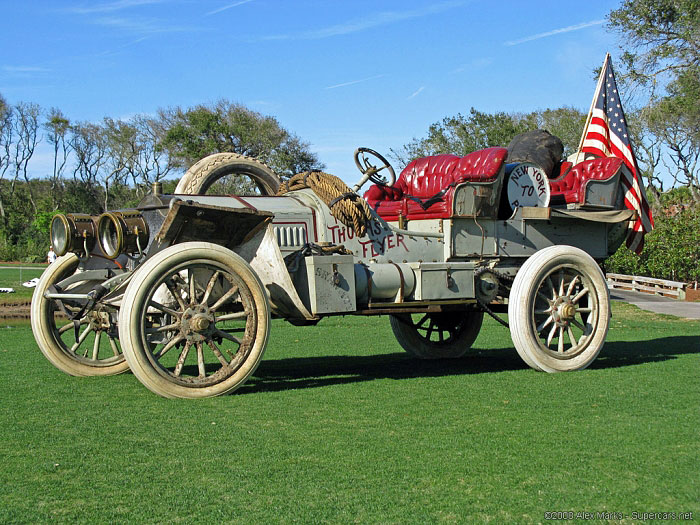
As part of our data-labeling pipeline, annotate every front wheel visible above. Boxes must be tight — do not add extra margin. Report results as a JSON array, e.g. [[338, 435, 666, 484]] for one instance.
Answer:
[[390, 310, 483, 359], [508, 245, 610, 372], [119, 242, 270, 398], [31, 253, 129, 376]]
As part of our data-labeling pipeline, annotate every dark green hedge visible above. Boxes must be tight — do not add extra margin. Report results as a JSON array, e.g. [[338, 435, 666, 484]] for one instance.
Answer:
[[604, 205, 700, 283]]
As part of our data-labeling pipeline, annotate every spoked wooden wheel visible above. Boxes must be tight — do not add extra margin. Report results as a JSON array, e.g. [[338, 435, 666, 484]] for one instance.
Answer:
[[390, 310, 483, 359], [509, 245, 610, 372], [119, 242, 270, 398], [31, 253, 128, 376]]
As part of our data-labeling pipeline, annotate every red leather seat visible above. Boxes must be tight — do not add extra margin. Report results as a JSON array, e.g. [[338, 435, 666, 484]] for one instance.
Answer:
[[549, 157, 624, 205], [364, 147, 508, 220]]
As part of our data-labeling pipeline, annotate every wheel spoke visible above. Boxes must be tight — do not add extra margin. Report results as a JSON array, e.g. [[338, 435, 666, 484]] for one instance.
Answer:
[[217, 327, 246, 334], [557, 327, 565, 352], [572, 287, 590, 304], [214, 328, 242, 345], [201, 270, 221, 305], [536, 315, 554, 333], [567, 325, 579, 347], [145, 322, 180, 334], [196, 342, 206, 378], [210, 285, 239, 313], [58, 320, 86, 335], [108, 335, 120, 357], [558, 270, 565, 297], [92, 330, 101, 361], [207, 340, 229, 366], [415, 314, 429, 329], [571, 318, 587, 333], [215, 311, 249, 322], [165, 278, 187, 311], [576, 307, 592, 314], [148, 300, 181, 318], [546, 324, 557, 346], [189, 269, 197, 304], [174, 342, 191, 377], [155, 333, 185, 358], [566, 275, 580, 297], [537, 291, 552, 304], [546, 276, 557, 299], [70, 325, 93, 353]]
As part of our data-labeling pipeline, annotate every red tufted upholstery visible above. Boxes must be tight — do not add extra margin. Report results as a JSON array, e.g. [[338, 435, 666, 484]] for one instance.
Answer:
[[364, 147, 508, 220], [549, 157, 624, 205], [558, 161, 573, 177]]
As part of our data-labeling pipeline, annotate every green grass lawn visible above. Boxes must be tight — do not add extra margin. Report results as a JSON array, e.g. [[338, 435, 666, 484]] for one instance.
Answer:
[[1, 302, 698, 524], [0, 264, 47, 301]]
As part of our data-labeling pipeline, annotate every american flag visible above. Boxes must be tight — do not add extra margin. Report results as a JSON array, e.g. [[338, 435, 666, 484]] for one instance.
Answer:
[[580, 53, 654, 254]]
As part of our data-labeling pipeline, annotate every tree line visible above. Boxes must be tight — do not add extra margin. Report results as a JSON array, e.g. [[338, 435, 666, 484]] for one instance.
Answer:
[[0, 97, 323, 261]]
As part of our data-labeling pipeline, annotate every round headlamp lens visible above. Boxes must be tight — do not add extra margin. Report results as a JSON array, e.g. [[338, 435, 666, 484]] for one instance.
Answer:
[[50, 215, 69, 256], [98, 214, 122, 259]]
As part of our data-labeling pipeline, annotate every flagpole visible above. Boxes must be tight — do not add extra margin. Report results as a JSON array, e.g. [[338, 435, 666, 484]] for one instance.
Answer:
[[575, 53, 610, 158]]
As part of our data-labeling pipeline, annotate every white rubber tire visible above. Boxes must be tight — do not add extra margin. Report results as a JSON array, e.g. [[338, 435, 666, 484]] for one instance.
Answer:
[[119, 242, 270, 398], [508, 245, 610, 372], [174, 153, 280, 195], [31, 254, 129, 376], [390, 310, 483, 359]]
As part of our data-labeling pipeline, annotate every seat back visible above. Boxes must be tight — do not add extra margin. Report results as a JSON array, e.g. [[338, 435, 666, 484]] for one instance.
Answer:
[[549, 157, 624, 205], [398, 148, 508, 197]]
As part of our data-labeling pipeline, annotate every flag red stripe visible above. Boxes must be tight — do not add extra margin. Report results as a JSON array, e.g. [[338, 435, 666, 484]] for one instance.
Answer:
[[582, 145, 607, 158], [584, 131, 611, 149], [589, 116, 608, 128]]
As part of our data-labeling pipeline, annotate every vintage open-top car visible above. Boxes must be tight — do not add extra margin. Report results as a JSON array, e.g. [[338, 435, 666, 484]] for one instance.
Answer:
[[32, 139, 637, 397]]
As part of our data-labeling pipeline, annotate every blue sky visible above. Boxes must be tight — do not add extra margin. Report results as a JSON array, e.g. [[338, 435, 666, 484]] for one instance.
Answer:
[[1, 0, 624, 183]]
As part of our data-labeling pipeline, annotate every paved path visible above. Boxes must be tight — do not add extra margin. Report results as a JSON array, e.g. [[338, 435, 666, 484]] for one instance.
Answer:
[[610, 289, 700, 320]]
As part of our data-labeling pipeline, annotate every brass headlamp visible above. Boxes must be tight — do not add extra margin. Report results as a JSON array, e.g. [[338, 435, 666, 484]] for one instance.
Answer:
[[50, 213, 97, 256], [97, 211, 149, 259]]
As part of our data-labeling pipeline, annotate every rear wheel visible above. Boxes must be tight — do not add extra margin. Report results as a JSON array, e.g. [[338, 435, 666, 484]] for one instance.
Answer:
[[508, 245, 610, 372], [31, 254, 128, 376], [119, 242, 270, 398], [390, 310, 483, 359]]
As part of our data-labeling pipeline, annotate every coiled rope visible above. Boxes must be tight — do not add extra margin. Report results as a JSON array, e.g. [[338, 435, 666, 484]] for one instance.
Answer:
[[277, 171, 373, 237]]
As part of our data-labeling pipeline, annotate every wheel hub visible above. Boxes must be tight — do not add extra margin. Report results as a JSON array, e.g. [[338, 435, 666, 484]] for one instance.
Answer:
[[551, 297, 576, 326], [180, 305, 215, 342], [88, 308, 111, 331], [475, 271, 500, 304]]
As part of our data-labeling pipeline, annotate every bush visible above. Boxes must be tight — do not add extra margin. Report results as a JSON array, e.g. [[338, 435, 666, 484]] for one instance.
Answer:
[[605, 244, 644, 276], [0, 230, 17, 261], [605, 205, 700, 283]]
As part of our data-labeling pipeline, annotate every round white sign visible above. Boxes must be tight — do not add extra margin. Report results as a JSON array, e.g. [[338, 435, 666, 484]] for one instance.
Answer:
[[507, 163, 551, 209]]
